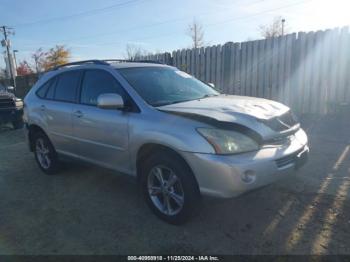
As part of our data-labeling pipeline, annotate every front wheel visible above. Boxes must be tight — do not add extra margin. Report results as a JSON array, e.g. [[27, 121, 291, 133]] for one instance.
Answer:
[[140, 152, 201, 224], [33, 132, 60, 175]]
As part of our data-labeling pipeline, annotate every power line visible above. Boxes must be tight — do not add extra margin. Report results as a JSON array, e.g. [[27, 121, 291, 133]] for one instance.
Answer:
[[13, 0, 143, 27], [23, 0, 269, 44], [86, 0, 313, 46], [204, 0, 312, 27], [81, 0, 266, 41], [61, 0, 310, 44], [10, 0, 313, 55]]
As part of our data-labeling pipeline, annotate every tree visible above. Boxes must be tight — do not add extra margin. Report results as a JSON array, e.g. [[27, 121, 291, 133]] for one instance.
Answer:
[[259, 16, 289, 39], [187, 19, 205, 48], [31, 48, 46, 73], [42, 45, 70, 70], [17, 60, 33, 76], [125, 44, 149, 60]]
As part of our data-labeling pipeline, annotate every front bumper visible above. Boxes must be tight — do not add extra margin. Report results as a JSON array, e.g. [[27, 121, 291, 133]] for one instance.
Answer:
[[182, 128, 309, 198], [0, 108, 23, 123]]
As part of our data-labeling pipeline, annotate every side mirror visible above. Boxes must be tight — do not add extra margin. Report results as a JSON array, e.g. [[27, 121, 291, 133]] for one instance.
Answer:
[[7, 86, 15, 92], [208, 83, 215, 88], [97, 93, 124, 110]]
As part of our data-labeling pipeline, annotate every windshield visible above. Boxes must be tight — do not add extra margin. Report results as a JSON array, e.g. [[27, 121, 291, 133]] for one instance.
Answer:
[[118, 67, 219, 106]]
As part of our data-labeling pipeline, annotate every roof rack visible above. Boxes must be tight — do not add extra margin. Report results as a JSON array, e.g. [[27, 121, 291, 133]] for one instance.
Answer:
[[132, 60, 163, 64], [103, 59, 129, 63], [103, 59, 163, 64], [51, 59, 164, 71], [52, 60, 109, 70]]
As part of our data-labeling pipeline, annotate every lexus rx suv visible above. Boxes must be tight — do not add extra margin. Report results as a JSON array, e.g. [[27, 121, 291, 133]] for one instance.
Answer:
[[23, 60, 309, 224]]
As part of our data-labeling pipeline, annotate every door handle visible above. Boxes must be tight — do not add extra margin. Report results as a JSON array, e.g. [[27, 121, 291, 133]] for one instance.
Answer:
[[74, 110, 84, 118], [40, 105, 46, 111]]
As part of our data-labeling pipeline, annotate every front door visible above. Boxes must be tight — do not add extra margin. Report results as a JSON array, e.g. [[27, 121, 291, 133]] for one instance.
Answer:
[[72, 69, 130, 172]]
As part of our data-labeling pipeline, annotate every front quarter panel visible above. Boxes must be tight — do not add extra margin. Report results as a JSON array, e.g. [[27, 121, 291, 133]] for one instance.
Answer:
[[128, 110, 216, 174]]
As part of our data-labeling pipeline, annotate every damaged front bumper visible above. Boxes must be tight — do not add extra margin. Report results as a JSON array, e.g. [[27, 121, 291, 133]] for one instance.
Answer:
[[181, 128, 309, 198]]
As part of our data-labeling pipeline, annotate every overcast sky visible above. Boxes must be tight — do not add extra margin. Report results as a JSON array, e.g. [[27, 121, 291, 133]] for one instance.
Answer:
[[0, 0, 349, 68]]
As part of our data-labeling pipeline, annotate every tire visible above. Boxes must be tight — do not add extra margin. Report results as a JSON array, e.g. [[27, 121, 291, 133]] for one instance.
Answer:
[[12, 119, 24, 129], [33, 131, 60, 175], [140, 151, 201, 225]]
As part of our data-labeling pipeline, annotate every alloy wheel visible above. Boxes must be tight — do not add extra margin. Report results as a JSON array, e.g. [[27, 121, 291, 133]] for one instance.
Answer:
[[35, 138, 51, 169], [147, 165, 185, 216]]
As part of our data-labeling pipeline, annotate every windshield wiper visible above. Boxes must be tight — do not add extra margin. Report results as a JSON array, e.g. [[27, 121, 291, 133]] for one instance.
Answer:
[[153, 98, 199, 107], [153, 94, 219, 107], [199, 94, 219, 99], [152, 101, 175, 107]]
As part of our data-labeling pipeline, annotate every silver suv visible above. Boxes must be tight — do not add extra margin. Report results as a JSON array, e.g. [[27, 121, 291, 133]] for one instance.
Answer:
[[24, 60, 309, 224]]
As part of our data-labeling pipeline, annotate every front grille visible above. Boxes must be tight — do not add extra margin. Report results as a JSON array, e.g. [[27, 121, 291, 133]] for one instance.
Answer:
[[275, 149, 302, 168], [0, 98, 15, 109], [263, 111, 298, 132]]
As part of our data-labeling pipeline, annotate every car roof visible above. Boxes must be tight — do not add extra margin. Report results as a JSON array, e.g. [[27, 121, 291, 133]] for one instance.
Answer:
[[49, 60, 172, 72], [110, 62, 170, 69], [38, 60, 173, 84]]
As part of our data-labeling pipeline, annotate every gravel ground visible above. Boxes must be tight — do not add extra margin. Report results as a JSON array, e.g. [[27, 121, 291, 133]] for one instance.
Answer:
[[0, 115, 349, 255]]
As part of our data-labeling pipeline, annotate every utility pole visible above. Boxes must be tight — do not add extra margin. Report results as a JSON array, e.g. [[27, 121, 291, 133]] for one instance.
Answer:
[[281, 18, 286, 36], [0, 25, 16, 89]]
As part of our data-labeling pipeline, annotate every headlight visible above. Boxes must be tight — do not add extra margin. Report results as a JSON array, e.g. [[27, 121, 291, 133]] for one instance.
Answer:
[[197, 128, 259, 154], [15, 99, 23, 108]]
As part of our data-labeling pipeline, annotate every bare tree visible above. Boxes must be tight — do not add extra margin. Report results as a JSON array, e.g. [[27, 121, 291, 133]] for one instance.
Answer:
[[259, 16, 289, 39], [125, 44, 149, 60], [31, 48, 46, 73], [187, 19, 205, 48]]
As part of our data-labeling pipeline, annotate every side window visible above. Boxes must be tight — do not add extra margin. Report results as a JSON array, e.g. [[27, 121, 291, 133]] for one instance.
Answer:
[[36, 78, 55, 98], [54, 71, 81, 103], [80, 70, 125, 106]]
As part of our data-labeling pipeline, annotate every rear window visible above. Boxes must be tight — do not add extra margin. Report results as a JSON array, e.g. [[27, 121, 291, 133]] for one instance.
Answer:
[[36, 78, 56, 99], [54, 71, 81, 103]]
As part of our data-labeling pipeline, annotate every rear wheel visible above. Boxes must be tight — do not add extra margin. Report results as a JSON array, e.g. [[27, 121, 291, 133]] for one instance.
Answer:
[[140, 152, 201, 224], [33, 132, 60, 175]]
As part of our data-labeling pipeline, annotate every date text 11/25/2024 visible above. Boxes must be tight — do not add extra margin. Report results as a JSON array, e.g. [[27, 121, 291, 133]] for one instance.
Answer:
[[127, 255, 219, 261]]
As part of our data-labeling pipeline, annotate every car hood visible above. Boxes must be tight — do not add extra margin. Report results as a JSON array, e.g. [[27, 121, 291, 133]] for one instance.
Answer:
[[158, 95, 289, 121], [158, 95, 297, 141]]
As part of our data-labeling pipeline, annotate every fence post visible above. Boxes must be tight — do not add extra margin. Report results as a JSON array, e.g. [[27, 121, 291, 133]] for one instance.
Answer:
[[223, 42, 233, 94], [205, 46, 211, 83], [240, 42, 248, 96], [233, 43, 241, 95]]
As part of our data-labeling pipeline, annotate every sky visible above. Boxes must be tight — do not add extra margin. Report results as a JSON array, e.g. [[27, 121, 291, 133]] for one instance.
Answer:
[[0, 0, 349, 68]]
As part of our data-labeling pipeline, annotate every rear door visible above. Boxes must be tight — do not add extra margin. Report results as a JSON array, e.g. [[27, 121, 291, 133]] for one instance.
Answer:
[[72, 69, 130, 172], [40, 70, 82, 155]]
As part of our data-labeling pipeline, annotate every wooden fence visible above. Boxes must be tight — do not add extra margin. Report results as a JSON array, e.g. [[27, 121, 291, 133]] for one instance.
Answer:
[[143, 26, 350, 115]]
